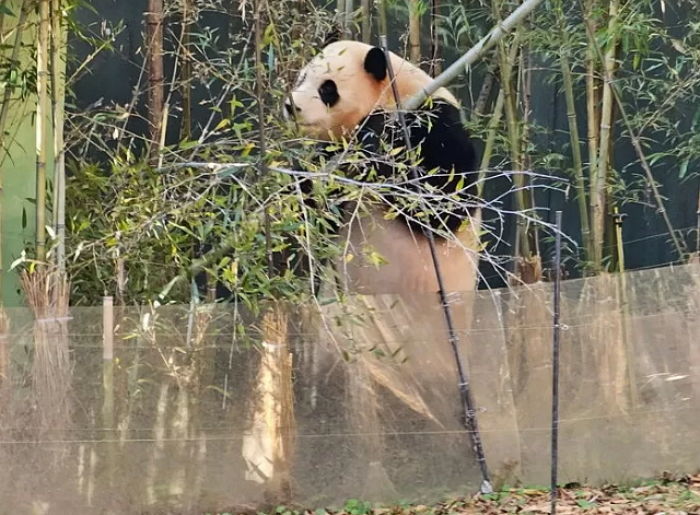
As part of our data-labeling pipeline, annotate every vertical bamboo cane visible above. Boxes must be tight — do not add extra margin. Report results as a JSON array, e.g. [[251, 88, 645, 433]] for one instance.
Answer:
[[146, 0, 164, 163], [478, 89, 505, 197], [345, 0, 354, 38], [520, 39, 541, 259], [377, 0, 388, 38], [556, 0, 592, 263], [408, 0, 421, 64], [429, 0, 441, 75], [584, 0, 600, 187], [586, 21, 685, 262], [337, 0, 346, 32], [592, 0, 619, 271], [360, 0, 371, 43], [254, 0, 273, 272], [50, 0, 66, 272], [492, 13, 533, 268], [181, 0, 193, 141], [36, 0, 50, 261]]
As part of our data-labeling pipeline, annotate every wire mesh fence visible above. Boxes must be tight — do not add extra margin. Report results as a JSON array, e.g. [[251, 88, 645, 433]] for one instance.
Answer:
[[0, 263, 698, 512]]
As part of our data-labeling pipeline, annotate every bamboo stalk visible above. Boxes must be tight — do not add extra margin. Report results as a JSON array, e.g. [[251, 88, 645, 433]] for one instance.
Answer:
[[608, 96, 684, 260], [478, 88, 505, 197], [519, 40, 532, 173], [495, 23, 519, 170], [408, 0, 421, 64], [377, 0, 388, 37], [473, 65, 496, 119], [584, 0, 600, 190], [591, 0, 619, 271], [556, 0, 592, 263], [584, 2, 685, 262], [50, 0, 66, 271], [337, 0, 346, 32], [614, 118, 684, 260], [181, 0, 193, 141], [345, 0, 354, 38], [404, 0, 546, 110], [429, 0, 441, 75], [520, 37, 541, 260], [493, 17, 530, 259], [360, 0, 371, 43], [146, 0, 164, 162], [254, 0, 273, 273], [36, 0, 50, 261]]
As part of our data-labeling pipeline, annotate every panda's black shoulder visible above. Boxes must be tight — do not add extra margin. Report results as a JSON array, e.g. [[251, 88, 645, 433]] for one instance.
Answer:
[[356, 101, 478, 175], [352, 101, 479, 234], [418, 101, 478, 176]]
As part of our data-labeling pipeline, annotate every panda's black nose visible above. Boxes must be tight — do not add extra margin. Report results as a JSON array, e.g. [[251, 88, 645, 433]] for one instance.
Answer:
[[284, 100, 299, 116]]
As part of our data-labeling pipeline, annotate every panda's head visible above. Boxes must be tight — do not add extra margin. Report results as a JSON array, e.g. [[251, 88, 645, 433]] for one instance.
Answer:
[[286, 40, 457, 140]]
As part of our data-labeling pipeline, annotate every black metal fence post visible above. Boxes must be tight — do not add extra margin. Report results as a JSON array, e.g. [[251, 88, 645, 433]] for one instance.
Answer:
[[550, 210, 563, 513]]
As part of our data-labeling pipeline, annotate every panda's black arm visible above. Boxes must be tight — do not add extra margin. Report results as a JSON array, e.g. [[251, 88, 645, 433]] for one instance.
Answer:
[[354, 102, 479, 233]]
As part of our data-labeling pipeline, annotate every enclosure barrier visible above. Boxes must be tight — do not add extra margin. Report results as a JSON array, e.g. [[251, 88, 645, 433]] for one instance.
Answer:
[[0, 263, 698, 512]]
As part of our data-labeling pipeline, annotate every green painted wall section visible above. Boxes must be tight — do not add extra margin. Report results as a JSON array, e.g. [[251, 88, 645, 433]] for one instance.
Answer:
[[0, 93, 36, 306], [0, 0, 55, 306]]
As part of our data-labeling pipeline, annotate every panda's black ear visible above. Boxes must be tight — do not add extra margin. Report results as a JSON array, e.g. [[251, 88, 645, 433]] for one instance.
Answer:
[[364, 47, 387, 81]]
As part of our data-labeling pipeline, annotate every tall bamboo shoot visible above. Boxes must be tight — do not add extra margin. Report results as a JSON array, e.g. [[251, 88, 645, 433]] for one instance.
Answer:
[[430, 0, 441, 75], [408, 0, 421, 64], [51, 0, 66, 271], [36, 0, 50, 261], [360, 0, 371, 43], [556, 0, 592, 263], [146, 0, 164, 162], [592, 0, 619, 270]]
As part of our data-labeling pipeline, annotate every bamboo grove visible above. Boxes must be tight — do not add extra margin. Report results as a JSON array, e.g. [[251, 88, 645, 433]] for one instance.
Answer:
[[0, 0, 699, 306]]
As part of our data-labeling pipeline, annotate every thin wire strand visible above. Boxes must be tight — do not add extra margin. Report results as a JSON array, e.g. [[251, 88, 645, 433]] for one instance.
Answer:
[[0, 404, 695, 446], [5, 304, 698, 345]]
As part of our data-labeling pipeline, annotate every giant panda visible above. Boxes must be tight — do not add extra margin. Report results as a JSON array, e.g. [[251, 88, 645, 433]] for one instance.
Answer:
[[286, 40, 481, 295]]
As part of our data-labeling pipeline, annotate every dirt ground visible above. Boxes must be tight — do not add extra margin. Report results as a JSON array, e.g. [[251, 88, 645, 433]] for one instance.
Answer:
[[222, 474, 700, 515]]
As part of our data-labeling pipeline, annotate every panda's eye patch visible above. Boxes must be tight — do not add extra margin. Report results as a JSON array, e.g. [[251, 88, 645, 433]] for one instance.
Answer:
[[318, 80, 339, 107]]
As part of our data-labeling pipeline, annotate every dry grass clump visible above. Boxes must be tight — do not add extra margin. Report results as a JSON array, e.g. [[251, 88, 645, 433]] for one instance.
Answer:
[[20, 266, 72, 439]]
